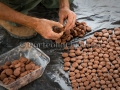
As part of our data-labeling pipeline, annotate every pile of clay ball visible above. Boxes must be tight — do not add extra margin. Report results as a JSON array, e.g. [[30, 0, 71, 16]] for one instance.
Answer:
[[55, 21, 91, 44], [0, 57, 40, 85], [62, 27, 120, 90]]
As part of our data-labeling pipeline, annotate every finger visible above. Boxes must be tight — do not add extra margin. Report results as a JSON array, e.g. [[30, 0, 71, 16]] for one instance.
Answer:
[[67, 13, 76, 30], [72, 13, 76, 27], [49, 31, 64, 40], [65, 14, 74, 30], [50, 21, 63, 28], [59, 16, 64, 24]]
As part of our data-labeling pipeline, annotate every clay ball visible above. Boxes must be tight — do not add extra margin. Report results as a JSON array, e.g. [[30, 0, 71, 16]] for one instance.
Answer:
[[62, 53, 68, 58]]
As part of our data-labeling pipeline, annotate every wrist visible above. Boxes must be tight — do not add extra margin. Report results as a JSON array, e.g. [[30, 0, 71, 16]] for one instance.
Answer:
[[59, 0, 70, 9], [24, 17, 41, 30]]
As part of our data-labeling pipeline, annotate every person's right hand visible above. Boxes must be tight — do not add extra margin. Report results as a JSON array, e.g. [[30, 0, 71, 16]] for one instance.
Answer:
[[33, 18, 64, 40]]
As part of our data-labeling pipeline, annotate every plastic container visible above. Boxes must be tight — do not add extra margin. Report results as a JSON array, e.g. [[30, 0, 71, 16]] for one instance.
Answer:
[[0, 42, 50, 90]]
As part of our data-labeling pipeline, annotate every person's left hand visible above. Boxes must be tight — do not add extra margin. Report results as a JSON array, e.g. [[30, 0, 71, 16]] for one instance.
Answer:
[[59, 7, 76, 31]]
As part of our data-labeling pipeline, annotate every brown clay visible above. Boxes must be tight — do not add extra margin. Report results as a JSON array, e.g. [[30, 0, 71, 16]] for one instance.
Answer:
[[14, 69, 20, 76], [5, 62, 11, 66], [64, 57, 71, 62], [69, 72, 75, 77], [62, 27, 120, 90], [5, 69, 13, 76], [69, 53, 76, 57], [0, 57, 41, 85], [25, 64, 32, 70], [62, 53, 68, 58], [64, 62, 71, 67], [64, 67, 69, 71]]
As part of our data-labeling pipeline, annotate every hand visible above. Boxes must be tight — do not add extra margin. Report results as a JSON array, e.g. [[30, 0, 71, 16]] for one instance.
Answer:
[[34, 18, 64, 40], [59, 7, 76, 31]]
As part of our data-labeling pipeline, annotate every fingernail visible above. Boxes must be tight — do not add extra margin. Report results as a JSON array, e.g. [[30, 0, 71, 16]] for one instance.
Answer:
[[60, 24, 63, 27]]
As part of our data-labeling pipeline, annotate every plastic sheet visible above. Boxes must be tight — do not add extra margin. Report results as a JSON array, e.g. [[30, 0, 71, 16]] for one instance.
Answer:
[[0, 0, 120, 90]]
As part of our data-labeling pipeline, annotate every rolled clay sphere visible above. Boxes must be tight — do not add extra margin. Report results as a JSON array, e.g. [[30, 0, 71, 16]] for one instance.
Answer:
[[106, 81, 110, 85], [114, 31, 120, 36], [12, 60, 19, 65], [78, 65, 83, 70], [79, 86, 85, 90], [74, 69, 79, 73], [64, 67, 69, 71], [70, 58, 76, 62], [102, 29, 108, 33], [76, 60, 82, 64], [69, 76, 76, 81], [76, 79, 81, 83], [62, 53, 68, 58], [70, 50, 75, 53], [102, 37, 107, 41], [64, 62, 71, 67], [111, 88, 116, 90], [2, 65, 9, 69], [108, 84, 112, 88], [115, 64, 119, 68], [88, 55, 94, 59], [102, 67, 108, 73], [116, 87, 120, 90], [87, 75, 92, 81], [113, 74, 119, 78], [69, 72, 75, 77], [25, 64, 32, 70], [88, 62, 93, 66], [0, 73, 7, 81], [71, 80, 76, 83], [84, 81, 89, 86], [98, 32, 103, 37], [93, 52, 98, 56], [103, 54, 109, 58], [86, 38, 93, 44], [75, 50, 82, 55], [72, 62, 78, 68], [100, 61, 105, 66], [113, 70, 119, 74], [75, 73, 80, 78], [81, 63, 87, 67], [114, 27, 120, 31], [14, 69, 20, 76], [17, 69, 24, 76], [103, 33, 109, 37], [73, 88, 78, 90], [100, 80, 105, 85], [69, 46, 75, 50], [99, 76, 104, 80], [69, 53, 76, 57], [108, 30, 113, 34], [64, 57, 71, 62], [93, 64, 98, 69], [5, 62, 11, 66], [81, 77, 87, 82], [76, 56, 83, 60], [14, 63, 21, 68], [101, 85, 107, 89], [86, 85, 91, 90], [5, 69, 13, 76], [70, 67, 75, 71], [94, 57, 99, 61], [94, 32, 99, 37], [90, 82, 96, 87]]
